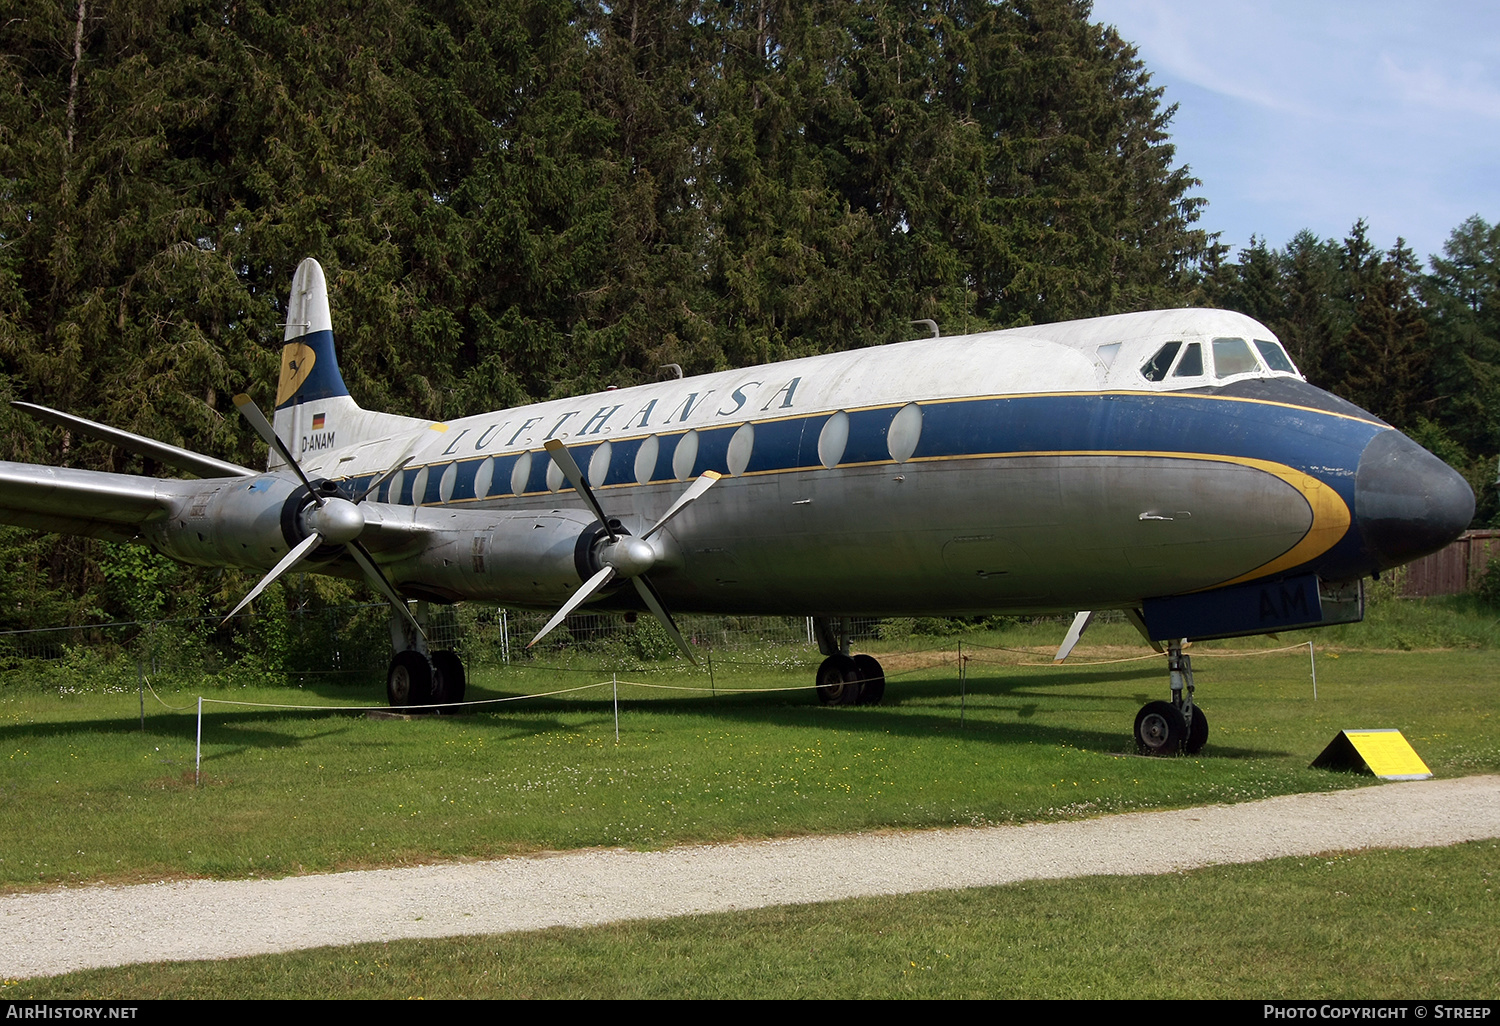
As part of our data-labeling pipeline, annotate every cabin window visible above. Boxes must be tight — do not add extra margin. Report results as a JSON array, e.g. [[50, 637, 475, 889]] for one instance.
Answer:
[[1212, 337, 1260, 377], [1254, 338, 1296, 373], [1140, 341, 1182, 382], [1171, 342, 1204, 377]]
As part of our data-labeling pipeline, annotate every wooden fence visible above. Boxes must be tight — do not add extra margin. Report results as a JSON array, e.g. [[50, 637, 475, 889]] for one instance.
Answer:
[[1398, 530, 1500, 596]]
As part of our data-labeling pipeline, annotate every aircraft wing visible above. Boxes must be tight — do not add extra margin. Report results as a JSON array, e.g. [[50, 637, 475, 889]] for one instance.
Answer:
[[0, 461, 190, 543], [11, 402, 256, 479]]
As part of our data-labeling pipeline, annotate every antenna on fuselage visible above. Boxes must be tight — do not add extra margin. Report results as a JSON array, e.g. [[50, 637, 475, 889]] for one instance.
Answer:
[[910, 319, 940, 338]]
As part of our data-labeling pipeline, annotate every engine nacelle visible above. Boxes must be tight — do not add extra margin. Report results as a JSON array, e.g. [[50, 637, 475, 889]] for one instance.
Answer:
[[145, 476, 651, 610], [370, 506, 608, 607], [143, 475, 310, 571]]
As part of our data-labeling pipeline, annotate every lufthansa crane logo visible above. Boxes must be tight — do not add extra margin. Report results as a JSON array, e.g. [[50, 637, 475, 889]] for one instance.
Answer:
[[277, 343, 316, 405]]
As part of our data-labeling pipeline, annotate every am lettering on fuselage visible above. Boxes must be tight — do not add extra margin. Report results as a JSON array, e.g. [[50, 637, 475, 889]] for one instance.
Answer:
[[0, 258, 1474, 753]]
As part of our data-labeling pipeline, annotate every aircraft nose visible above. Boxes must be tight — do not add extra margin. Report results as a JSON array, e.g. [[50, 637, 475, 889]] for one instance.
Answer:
[[1354, 429, 1474, 570]]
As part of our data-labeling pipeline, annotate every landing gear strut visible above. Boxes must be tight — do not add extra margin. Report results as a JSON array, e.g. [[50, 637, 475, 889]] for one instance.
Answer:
[[1134, 640, 1207, 755], [384, 601, 468, 712], [811, 617, 885, 706]]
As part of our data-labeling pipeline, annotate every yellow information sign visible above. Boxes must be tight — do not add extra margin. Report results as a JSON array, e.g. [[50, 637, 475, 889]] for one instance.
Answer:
[[1311, 729, 1432, 780]]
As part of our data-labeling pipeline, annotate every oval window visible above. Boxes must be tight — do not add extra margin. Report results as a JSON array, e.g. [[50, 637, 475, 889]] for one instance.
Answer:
[[672, 430, 700, 481], [588, 441, 613, 487], [818, 411, 849, 469], [634, 435, 660, 485], [510, 451, 533, 495], [726, 423, 755, 476], [887, 403, 923, 463]]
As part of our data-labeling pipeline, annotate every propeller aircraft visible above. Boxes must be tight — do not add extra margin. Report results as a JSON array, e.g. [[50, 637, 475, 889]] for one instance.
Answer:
[[1, 258, 1475, 754]]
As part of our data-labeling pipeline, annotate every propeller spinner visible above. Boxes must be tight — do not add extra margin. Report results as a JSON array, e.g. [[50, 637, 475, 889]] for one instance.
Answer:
[[223, 394, 423, 638], [527, 438, 719, 663]]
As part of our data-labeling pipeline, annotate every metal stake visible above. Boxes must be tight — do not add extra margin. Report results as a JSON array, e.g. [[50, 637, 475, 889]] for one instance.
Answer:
[[1309, 641, 1318, 700], [613, 673, 619, 743], [959, 641, 967, 728], [195, 696, 202, 787]]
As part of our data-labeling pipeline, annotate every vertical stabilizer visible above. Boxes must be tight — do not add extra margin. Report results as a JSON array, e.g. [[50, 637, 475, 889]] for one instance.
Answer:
[[267, 259, 430, 473], [276, 258, 351, 411]]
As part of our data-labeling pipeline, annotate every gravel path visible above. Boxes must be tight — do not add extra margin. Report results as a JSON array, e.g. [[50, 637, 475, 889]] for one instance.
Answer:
[[5, 774, 1499, 980]]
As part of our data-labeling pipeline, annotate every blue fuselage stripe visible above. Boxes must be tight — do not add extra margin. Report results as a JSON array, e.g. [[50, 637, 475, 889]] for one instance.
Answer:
[[349, 392, 1385, 577]]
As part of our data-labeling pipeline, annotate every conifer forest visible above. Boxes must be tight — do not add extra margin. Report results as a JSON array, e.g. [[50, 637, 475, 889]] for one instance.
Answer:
[[2, 0, 1497, 629]]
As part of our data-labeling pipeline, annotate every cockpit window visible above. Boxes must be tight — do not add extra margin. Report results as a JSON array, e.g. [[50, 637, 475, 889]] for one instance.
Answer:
[[1212, 337, 1260, 377], [1171, 342, 1204, 377], [1096, 342, 1121, 368], [1253, 338, 1296, 373], [1141, 341, 1182, 382]]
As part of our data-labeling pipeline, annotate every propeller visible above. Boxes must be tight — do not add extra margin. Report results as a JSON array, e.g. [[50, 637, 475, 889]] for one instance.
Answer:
[[224, 394, 423, 638], [528, 437, 719, 663]]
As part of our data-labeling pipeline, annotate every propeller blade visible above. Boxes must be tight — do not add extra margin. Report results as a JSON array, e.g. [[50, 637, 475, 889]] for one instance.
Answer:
[[528, 565, 616, 649], [631, 575, 698, 665], [642, 471, 721, 540], [1053, 610, 1095, 663], [353, 453, 413, 504], [233, 393, 322, 502], [346, 540, 425, 640], [221, 531, 323, 625], [543, 438, 616, 541]]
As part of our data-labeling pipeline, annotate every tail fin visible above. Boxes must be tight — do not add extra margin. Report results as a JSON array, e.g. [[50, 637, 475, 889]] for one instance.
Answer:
[[268, 259, 430, 471], [276, 258, 350, 412]]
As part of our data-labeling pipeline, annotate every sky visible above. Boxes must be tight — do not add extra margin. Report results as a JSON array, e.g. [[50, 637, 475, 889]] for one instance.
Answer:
[[1089, 0, 1500, 265]]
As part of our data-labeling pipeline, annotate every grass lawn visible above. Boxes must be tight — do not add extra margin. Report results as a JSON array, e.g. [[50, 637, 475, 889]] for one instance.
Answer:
[[2, 615, 1496, 891]]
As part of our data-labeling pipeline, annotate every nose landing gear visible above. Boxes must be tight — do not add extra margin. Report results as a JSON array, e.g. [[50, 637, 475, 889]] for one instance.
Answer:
[[1134, 640, 1208, 755]]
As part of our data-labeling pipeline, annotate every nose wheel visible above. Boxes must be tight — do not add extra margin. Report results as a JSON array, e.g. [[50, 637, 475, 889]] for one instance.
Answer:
[[1133, 641, 1208, 755]]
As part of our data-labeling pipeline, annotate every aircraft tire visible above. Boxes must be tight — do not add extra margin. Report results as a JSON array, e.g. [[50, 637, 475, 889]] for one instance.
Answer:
[[387, 651, 434, 709], [431, 650, 466, 711], [815, 655, 863, 706], [1184, 705, 1209, 755], [852, 654, 885, 705], [1134, 700, 1185, 756]]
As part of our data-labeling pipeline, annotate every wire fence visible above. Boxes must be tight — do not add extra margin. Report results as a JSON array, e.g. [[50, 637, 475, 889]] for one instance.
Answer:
[[3, 604, 1242, 695], [0, 604, 911, 680]]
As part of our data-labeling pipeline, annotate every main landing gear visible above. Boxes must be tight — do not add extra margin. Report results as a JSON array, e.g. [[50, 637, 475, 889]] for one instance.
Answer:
[[384, 601, 468, 712], [810, 617, 885, 706], [1133, 639, 1208, 756]]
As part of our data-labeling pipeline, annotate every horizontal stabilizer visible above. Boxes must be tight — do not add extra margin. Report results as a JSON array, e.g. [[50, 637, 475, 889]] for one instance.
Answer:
[[12, 402, 255, 479]]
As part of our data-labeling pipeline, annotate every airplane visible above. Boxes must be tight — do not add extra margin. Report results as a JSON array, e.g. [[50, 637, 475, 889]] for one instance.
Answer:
[[0, 258, 1475, 755]]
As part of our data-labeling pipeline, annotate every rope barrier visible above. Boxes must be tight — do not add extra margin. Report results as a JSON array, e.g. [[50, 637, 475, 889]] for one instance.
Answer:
[[197, 679, 611, 713], [160, 637, 1323, 783], [144, 677, 196, 711]]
